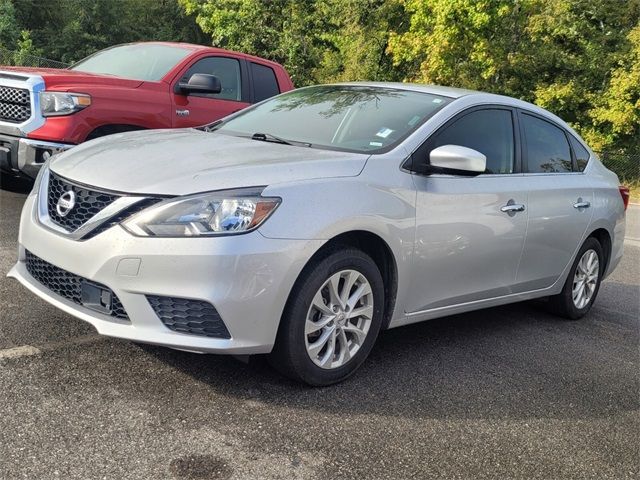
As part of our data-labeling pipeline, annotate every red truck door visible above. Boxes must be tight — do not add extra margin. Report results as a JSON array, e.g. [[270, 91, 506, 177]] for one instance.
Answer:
[[171, 55, 250, 128]]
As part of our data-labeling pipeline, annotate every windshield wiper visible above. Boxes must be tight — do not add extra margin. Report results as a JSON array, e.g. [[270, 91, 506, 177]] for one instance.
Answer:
[[251, 132, 311, 147]]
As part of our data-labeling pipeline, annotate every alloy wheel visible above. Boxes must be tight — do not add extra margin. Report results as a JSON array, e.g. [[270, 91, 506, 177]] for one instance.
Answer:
[[304, 269, 374, 369], [572, 249, 599, 309]]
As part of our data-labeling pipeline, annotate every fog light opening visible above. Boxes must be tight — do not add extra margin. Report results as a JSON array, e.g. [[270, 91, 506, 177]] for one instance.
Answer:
[[35, 148, 52, 164]]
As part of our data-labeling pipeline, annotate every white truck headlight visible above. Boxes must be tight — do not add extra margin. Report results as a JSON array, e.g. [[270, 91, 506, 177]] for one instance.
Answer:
[[40, 92, 91, 117], [122, 188, 280, 237]]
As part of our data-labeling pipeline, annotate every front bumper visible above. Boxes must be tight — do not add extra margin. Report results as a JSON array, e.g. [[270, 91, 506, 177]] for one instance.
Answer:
[[0, 134, 74, 179], [8, 194, 322, 354]]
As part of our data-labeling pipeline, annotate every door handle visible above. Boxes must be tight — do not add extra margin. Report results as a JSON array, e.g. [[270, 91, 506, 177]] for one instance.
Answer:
[[501, 204, 525, 213], [573, 201, 591, 209]]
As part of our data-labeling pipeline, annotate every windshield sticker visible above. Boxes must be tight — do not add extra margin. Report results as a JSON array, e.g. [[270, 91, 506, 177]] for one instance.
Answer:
[[376, 127, 394, 138], [369, 141, 383, 147], [432, 98, 443, 104], [408, 115, 421, 127]]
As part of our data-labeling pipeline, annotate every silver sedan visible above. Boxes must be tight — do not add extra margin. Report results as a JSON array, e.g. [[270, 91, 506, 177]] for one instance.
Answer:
[[8, 83, 628, 385]]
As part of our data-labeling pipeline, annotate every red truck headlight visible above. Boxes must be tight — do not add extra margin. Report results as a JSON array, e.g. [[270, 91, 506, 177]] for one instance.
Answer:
[[40, 92, 91, 117]]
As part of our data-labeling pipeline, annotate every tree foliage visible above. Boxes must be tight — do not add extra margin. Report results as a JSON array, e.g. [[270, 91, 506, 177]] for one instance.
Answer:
[[181, 0, 407, 85], [181, 0, 330, 85], [3, 0, 639, 153], [388, 0, 640, 152], [9, 0, 207, 63], [0, 0, 19, 49], [586, 25, 640, 153]]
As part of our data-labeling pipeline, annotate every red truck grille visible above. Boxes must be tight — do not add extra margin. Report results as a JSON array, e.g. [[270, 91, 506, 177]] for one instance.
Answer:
[[0, 86, 31, 123]]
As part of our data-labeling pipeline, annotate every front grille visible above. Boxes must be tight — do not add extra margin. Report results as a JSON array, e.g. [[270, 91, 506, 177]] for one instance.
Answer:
[[147, 296, 231, 339], [47, 172, 120, 232], [0, 86, 31, 123], [25, 250, 128, 320]]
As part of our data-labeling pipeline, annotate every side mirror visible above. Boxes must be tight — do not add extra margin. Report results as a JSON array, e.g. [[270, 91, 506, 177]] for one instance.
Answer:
[[428, 144, 486, 175], [177, 73, 222, 95]]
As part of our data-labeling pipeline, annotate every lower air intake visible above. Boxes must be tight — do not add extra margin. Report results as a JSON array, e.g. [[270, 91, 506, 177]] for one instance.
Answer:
[[24, 250, 128, 320], [147, 295, 231, 339]]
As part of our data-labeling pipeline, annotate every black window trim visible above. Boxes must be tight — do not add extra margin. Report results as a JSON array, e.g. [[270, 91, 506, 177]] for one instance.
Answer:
[[516, 108, 584, 175], [404, 104, 522, 176], [568, 133, 592, 173], [173, 54, 251, 103]]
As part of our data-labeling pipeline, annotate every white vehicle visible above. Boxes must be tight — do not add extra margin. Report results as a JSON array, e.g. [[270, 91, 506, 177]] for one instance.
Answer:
[[9, 83, 628, 385]]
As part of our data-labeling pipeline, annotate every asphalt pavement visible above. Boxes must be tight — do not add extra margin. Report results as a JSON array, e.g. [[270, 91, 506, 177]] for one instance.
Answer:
[[0, 184, 638, 480]]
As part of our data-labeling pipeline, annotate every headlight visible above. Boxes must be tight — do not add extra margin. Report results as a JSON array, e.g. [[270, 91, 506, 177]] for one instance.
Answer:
[[122, 188, 280, 237], [40, 92, 91, 117]]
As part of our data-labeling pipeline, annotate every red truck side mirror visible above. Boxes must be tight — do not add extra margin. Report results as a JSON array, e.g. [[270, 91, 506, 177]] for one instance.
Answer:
[[177, 74, 222, 95]]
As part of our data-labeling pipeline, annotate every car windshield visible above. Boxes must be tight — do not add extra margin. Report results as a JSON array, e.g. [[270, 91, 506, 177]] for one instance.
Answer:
[[214, 85, 452, 153], [71, 44, 192, 81]]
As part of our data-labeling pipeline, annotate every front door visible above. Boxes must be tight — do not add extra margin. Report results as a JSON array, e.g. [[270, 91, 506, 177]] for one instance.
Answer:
[[407, 107, 529, 313], [172, 56, 249, 128]]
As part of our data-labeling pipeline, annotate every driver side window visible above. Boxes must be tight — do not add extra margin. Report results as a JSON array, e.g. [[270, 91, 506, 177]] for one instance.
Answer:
[[182, 57, 242, 101], [430, 109, 515, 174]]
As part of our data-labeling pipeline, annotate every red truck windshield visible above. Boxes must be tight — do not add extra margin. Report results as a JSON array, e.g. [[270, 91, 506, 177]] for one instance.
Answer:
[[71, 44, 191, 81]]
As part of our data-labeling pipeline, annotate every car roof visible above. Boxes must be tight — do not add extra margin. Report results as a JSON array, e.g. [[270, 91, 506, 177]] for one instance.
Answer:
[[333, 81, 570, 127], [124, 41, 285, 69], [334, 81, 478, 99]]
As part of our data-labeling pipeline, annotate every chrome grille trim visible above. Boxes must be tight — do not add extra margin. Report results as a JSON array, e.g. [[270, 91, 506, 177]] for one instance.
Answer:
[[0, 70, 45, 135], [36, 166, 152, 240], [0, 85, 31, 123]]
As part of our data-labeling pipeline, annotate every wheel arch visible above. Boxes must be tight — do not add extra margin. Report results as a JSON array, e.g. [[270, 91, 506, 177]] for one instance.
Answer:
[[587, 227, 612, 274], [294, 230, 399, 330], [85, 124, 147, 141]]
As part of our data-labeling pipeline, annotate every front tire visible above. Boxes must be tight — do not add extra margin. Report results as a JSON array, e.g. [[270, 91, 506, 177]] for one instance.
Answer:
[[270, 248, 384, 386], [548, 237, 604, 319]]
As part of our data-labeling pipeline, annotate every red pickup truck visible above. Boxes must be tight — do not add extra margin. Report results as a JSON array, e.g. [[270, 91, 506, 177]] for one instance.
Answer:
[[0, 42, 294, 181]]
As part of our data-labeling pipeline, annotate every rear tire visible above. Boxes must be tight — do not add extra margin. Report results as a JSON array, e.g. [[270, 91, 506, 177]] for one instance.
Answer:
[[269, 248, 384, 386], [548, 237, 604, 319]]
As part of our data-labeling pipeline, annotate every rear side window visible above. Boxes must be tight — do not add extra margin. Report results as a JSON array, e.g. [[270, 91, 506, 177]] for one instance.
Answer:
[[429, 109, 515, 174], [251, 62, 280, 102], [570, 136, 590, 171], [522, 114, 572, 173], [182, 57, 242, 101]]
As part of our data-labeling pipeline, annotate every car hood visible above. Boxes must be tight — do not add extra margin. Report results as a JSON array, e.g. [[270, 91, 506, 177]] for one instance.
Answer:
[[49, 129, 370, 195], [0, 67, 144, 89]]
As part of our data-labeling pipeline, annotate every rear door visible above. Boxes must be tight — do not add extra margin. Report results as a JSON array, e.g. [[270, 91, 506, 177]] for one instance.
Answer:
[[248, 61, 282, 103], [172, 55, 250, 127], [513, 111, 594, 291], [407, 106, 531, 313]]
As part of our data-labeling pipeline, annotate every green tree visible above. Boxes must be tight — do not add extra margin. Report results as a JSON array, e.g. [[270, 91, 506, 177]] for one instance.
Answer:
[[0, 0, 19, 49], [181, 0, 329, 85], [525, 1, 639, 126], [6, 0, 639, 155], [12, 0, 207, 63], [315, 0, 406, 83], [388, 0, 530, 93], [388, 0, 640, 153], [13, 30, 42, 65], [585, 25, 640, 153], [181, 0, 407, 85]]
